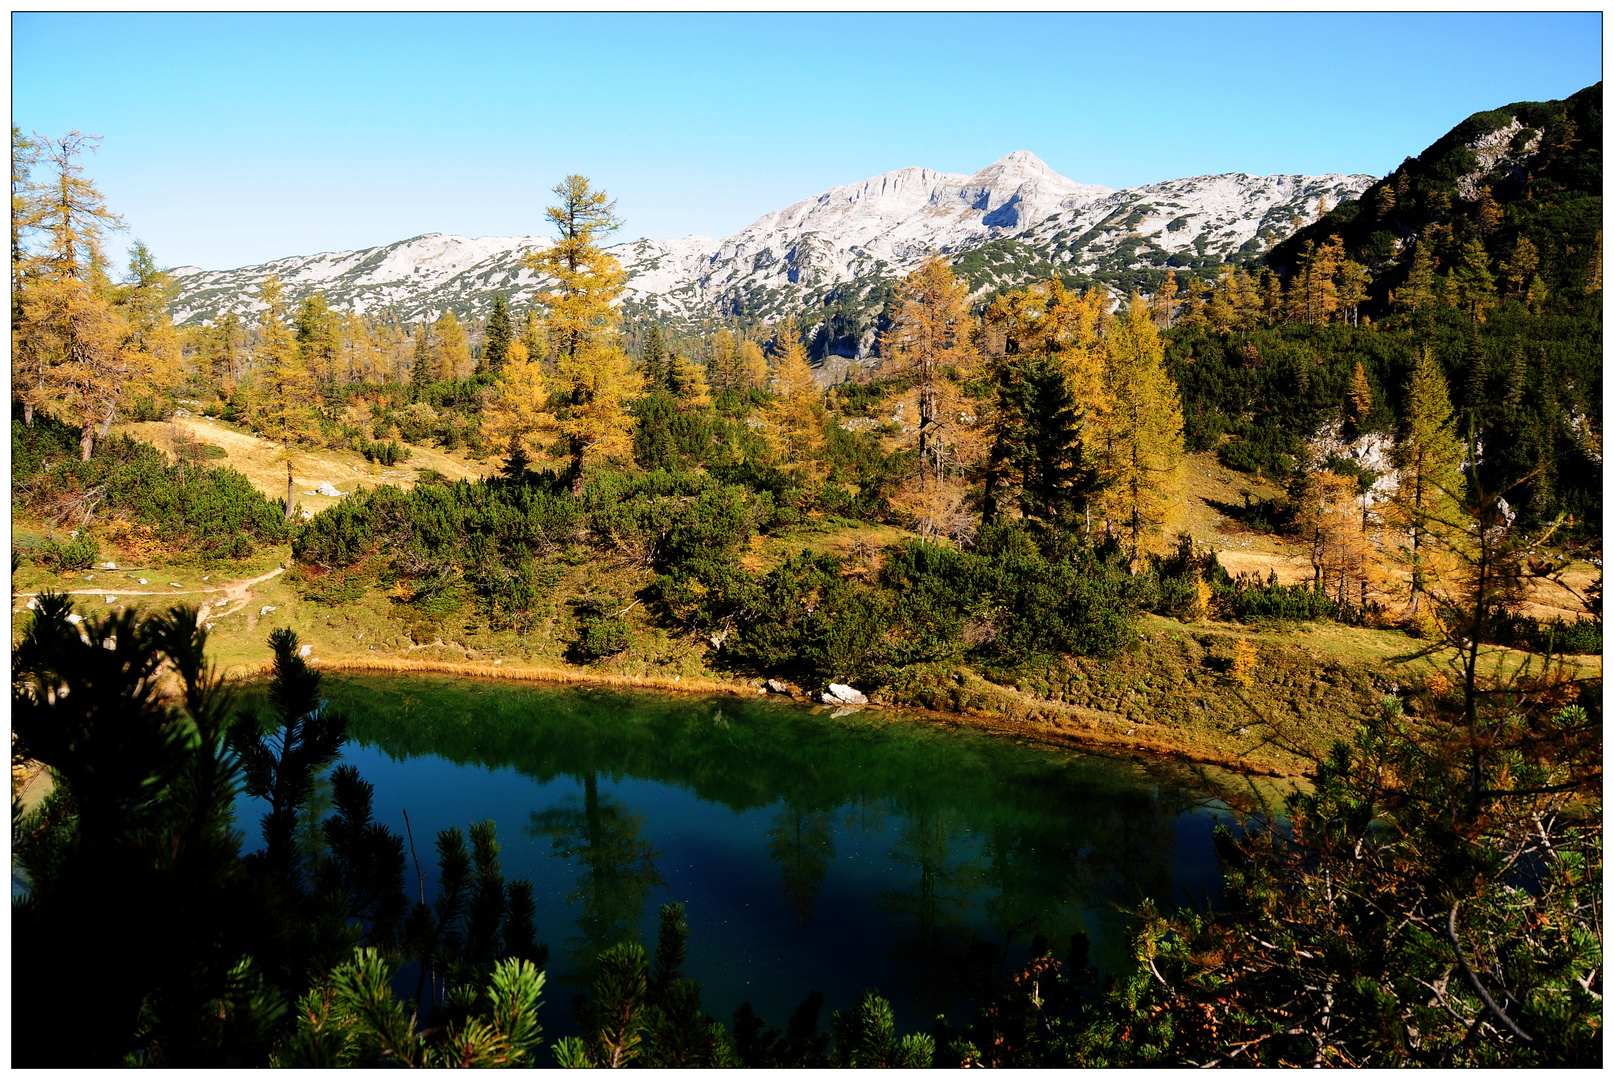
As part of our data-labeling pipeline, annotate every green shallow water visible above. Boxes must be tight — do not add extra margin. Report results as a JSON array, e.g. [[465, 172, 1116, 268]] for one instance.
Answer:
[[240, 674, 1231, 1038]]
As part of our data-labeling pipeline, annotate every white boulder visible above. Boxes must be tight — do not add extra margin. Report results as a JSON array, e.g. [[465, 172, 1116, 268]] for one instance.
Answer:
[[821, 683, 868, 706]]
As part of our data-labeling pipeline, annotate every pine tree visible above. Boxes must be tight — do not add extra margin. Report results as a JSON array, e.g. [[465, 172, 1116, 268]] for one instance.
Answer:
[[880, 256, 980, 487], [1097, 295, 1184, 560], [517, 175, 640, 495], [483, 292, 514, 374]]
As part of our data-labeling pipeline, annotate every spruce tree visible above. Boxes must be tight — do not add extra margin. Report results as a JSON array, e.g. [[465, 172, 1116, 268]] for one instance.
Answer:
[[640, 321, 669, 391], [483, 292, 514, 374], [410, 319, 432, 401], [983, 351, 1087, 529]]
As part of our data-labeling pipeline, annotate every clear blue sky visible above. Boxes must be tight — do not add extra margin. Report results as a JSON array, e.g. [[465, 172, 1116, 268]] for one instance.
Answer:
[[12, 11, 1603, 271]]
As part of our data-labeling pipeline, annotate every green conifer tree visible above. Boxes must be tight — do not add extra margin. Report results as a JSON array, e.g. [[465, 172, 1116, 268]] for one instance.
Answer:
[[410, 320, 432, 401], [641, 322, 669, 391], [483, 292, 514, 374], [1448, 236, 1497, 322]]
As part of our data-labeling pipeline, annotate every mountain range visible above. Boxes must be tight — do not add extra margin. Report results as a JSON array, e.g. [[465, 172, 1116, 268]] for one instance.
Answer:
[[169, 152, 1374, 332]]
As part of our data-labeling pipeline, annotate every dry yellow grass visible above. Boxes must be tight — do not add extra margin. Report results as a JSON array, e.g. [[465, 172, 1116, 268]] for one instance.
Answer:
[[113, 417, 493, 511], [312, 654, 765, 700]]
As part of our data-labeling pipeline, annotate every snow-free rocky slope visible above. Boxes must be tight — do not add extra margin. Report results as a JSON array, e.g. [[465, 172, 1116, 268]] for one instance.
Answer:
[[170, 152, 1372, 332]]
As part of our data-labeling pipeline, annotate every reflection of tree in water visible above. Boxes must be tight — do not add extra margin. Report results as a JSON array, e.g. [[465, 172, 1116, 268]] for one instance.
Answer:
[[878, 807, 990, 1013], [528, 772, 664, 986], [764, 806, 835, 930], [841, 792, 888, 836]]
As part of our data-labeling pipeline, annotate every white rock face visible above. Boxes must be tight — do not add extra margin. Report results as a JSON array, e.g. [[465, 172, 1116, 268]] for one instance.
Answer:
[[170, 152, 1374, 334], [821, 683, 868, 706]]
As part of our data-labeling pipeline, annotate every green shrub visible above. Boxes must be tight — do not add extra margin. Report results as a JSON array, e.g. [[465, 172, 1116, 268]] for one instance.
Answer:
[[573, 615, 633, 661], [34, 533, 99, 571], [294, 475, 580, 629], [12, 416, 288, 559], [1493, 612, 1601, 655], [1215, 572, 1338, 623]]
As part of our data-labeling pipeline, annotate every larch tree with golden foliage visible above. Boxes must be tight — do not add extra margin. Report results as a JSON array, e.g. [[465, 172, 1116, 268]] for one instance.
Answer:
[[1391, 349, 1466, 615], [498, 175, 639, 494], [109, 239, 182, 426], [1097, 294, 1185, 560], [880, 255, 981, 487], [243, 275, 317, 518], [763, 317, 827, 497], [740, 338, 769, 391], [12, 132, 170, 460], [432, 310, 473, 381]]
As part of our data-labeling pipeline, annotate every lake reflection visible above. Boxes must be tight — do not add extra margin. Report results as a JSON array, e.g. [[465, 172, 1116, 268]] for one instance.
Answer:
[[253, 675, 1227, 1037]]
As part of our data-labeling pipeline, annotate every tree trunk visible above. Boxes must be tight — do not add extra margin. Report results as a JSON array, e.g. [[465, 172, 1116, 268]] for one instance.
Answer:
[[569, 445, 586, 498], [97, 401, 117, 439], [285, 460, 295, 522], [80, 422, 95, 461], [24, 402, 34, 427]]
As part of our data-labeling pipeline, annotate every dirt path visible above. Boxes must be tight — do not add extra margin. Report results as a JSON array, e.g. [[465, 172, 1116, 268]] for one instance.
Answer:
[[15, 567, 286, 627]]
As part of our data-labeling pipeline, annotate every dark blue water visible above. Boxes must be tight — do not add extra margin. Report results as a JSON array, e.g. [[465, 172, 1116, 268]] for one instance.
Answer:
[[234, 675, 1231, 1038]]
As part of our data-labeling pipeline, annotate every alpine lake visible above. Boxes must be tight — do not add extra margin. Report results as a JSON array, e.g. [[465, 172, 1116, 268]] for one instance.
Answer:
[[235, 674, 1243, 1040]]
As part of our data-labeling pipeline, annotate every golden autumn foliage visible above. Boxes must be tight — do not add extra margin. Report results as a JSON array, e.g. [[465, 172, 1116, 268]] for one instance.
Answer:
[[881, 256, 982, 486], [763, 317, 826, 496], [1097, 294, 1185, 558], [10, 130, 185, 459], [506, 174, 640, 494]]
